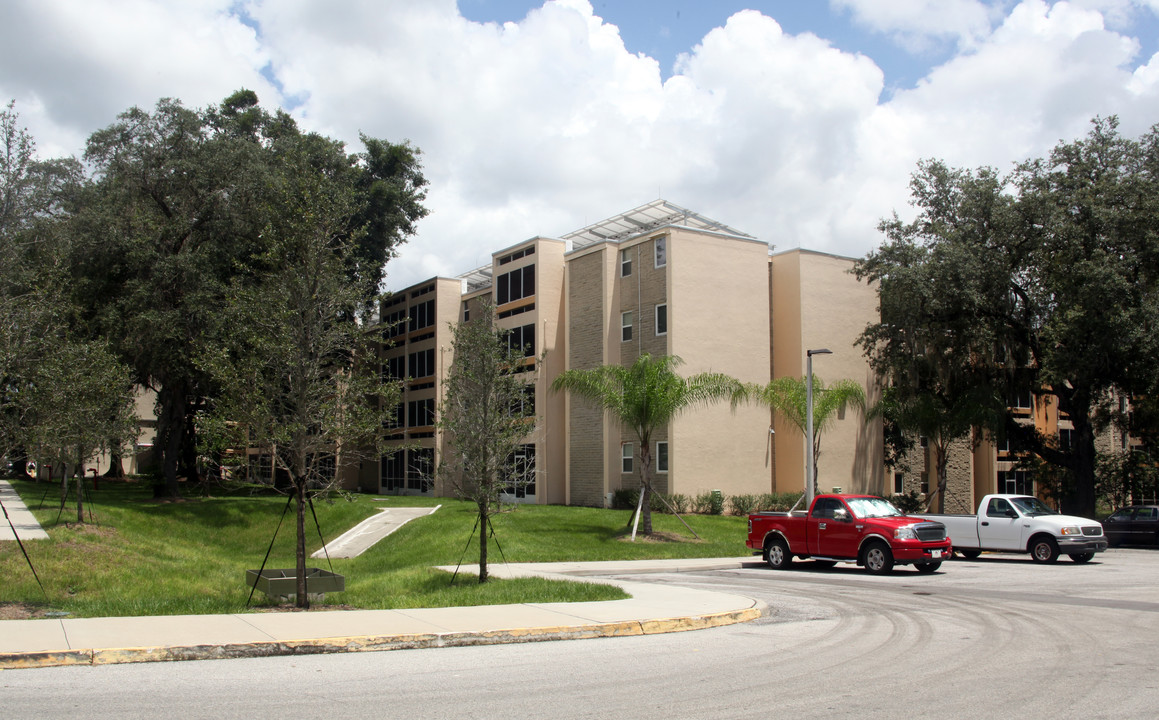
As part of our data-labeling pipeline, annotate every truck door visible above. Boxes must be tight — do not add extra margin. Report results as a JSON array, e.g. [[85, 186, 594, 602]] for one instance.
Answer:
[[978, 497, 1025, 550], [812, 497, 859, 558]]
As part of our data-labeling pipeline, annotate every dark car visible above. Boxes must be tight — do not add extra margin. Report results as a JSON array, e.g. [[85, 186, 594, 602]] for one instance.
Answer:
[[1103, 506, 1159, 547]]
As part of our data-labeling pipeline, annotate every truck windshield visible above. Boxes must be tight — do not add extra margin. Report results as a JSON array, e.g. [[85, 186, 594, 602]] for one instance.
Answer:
[[846, 497, 903, 519], [1010, 496, 1058, 517]]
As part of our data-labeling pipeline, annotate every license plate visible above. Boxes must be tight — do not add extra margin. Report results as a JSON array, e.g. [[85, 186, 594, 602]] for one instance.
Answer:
[[931, 550, 943, 559]]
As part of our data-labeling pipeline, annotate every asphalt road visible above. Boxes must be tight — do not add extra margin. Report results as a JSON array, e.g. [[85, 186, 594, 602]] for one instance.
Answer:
[[3, 548, 1157, 719]]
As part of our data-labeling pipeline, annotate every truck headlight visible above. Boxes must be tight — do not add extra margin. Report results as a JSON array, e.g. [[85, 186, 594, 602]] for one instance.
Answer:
[[1060, 526, 1081, 536], [895, 525, 918, 540]]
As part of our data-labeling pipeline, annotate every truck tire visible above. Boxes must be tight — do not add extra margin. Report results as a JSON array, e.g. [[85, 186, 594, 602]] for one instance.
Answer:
[[863, 541, 894, 574], [958, 549, 981, 560], [914, 561, 941, 574], [765, 537, 791, 570], [1030, 535, 1060, 563], [1069, 552, 1094, 563]]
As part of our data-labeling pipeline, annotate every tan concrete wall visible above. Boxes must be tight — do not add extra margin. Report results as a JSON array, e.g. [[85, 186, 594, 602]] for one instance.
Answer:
[[666, 229, 772, 498], [530, 238, 568, 504], [770, 250, 883, 496]]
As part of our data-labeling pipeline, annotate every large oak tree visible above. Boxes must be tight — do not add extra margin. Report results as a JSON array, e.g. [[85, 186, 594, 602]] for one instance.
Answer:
[[857, 118, 1159, 517]]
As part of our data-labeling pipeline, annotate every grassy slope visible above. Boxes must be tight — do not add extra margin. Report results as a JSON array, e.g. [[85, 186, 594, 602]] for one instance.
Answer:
[[1, 479, 748, 617]]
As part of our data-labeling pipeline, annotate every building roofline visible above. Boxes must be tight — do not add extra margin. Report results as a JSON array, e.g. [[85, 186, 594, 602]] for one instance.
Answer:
[[560, 199, 755, 250], [769, 247, 865, 264]]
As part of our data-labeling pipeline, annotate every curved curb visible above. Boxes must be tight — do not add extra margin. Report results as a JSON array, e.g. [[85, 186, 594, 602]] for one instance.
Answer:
[[0, 603, 764, 670]]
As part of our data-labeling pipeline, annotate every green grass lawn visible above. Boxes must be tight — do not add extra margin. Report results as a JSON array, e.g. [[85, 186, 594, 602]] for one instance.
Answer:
[[1, 478, 749, 618]]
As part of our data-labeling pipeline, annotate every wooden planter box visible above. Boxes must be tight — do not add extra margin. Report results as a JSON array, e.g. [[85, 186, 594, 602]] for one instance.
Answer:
[[246, 568, 345, 602]]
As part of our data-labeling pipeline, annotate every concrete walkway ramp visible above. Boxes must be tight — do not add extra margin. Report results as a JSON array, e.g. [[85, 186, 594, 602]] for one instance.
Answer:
[[0, 480, 49, 541], [311, 505, 439, 559]]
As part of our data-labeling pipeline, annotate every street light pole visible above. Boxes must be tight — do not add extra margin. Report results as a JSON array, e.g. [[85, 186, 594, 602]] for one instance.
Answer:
[[805, 348, 832, 508]]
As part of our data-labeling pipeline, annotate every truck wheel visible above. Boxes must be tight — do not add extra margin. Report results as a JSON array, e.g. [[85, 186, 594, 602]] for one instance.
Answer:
[[863, 541, 894, 574], [958, 549, 981, 560], [915, 561, 941, 574], [1069, 552, 1094, 563], [765, 537, 791, 570], [1030, 536, 1060, 563]]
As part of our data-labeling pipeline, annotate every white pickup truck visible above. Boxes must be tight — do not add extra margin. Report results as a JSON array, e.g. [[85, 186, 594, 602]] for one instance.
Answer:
[[923, 494, 1107, 563]]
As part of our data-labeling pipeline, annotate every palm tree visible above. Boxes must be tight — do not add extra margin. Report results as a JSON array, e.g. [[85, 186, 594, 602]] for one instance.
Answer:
[[735, 376, 866, 494], [550, 354, 738, 537]]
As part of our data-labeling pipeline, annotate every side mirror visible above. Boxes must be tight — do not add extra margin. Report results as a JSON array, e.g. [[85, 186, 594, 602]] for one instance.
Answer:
[[1006, 509, 1018, 518], [833, 508, 848, 522]]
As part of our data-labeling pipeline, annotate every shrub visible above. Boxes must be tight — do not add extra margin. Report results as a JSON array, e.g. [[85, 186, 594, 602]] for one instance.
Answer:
[[667, 493, 690, 514], [692, 491, 724, 515], [891, 490, 925, 514], [728, 494, 758, 516]]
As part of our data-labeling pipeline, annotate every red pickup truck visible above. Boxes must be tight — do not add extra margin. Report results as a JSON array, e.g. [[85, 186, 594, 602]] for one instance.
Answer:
[[747, 494, 953, 574]]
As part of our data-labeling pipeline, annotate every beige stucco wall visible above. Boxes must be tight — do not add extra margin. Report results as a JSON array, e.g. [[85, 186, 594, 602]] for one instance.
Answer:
[[770, 250, 883, 496], [666, 229, 773, 498]]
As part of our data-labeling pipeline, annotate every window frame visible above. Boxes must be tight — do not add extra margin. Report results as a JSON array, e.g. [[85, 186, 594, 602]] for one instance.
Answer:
[[654, 236, 667, 268], [655, 441, 668, 473], [655, 303, 667, 336], [621, 311, 633, 342], [621, 442, 633, 473], [620, 248, 632, 277]]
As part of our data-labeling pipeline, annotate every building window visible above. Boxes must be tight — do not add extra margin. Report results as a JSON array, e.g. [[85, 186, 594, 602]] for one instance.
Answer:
[[462, 301, 470, 322], [655, 303, 667, 336], [408, 348, 435, 379], [503, 444, 536, 498], [622, 443, 633, 473], [998, 469, 1033, 495], [621, 248, 632, 277], [654, 236, 666, 268], [1012, 388, 1033, 411], [407, 448, 433, 492], [409, 299, 435, 332], [383, 355, 406, 382], [920, 472, 929, 495], [1059, 428, 1074, 452], [893, 472, 904, 494], [496, 264, 535, 305], [656, 441, 668, 473], [382, 452, 405, 491], [407, 398, 435, 428], [382, 402, 404, 430], [506, 323, 536, 358], [510, 384, 535, 418], [384, 307, 407, 339], [621, 311, 632, 342]]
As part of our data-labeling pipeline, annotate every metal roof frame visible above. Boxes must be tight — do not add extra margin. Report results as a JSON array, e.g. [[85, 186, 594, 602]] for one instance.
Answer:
[[561, 199, 754, 250]]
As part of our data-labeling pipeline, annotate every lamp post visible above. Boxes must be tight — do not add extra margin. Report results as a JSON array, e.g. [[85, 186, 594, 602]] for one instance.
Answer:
[[805, 348, 832, 508]]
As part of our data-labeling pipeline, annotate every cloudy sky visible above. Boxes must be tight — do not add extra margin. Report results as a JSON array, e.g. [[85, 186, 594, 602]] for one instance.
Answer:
[[3, 0, 1159, 289]]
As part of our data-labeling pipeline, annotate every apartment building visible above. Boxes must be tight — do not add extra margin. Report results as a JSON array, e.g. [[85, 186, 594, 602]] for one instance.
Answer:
[[895, 393, 1134, 513], [362, 200, 883, 506]]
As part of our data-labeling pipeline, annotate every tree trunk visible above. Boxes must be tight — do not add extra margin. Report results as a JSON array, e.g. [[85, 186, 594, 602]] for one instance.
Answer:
[[1069, 419, 1098, 518], [103, 451, 125, 478], [935, 446, 948, 514], [478, 501, 489, 583], [76, 450, 85, 524], [295, 478, 309, 608], [639, 444, 654, 536], [59, 462, 67, 510], [154, 385, 186, 499]]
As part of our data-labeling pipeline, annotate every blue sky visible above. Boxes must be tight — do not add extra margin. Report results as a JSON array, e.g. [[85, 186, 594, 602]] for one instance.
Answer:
[[459, 0, 949, 91], [4, 0, 1159, 288]]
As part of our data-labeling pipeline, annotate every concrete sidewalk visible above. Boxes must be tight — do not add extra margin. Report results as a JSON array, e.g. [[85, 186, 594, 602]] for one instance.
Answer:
[[0, 479, 49, 541], [0, 557, 762, 670]]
